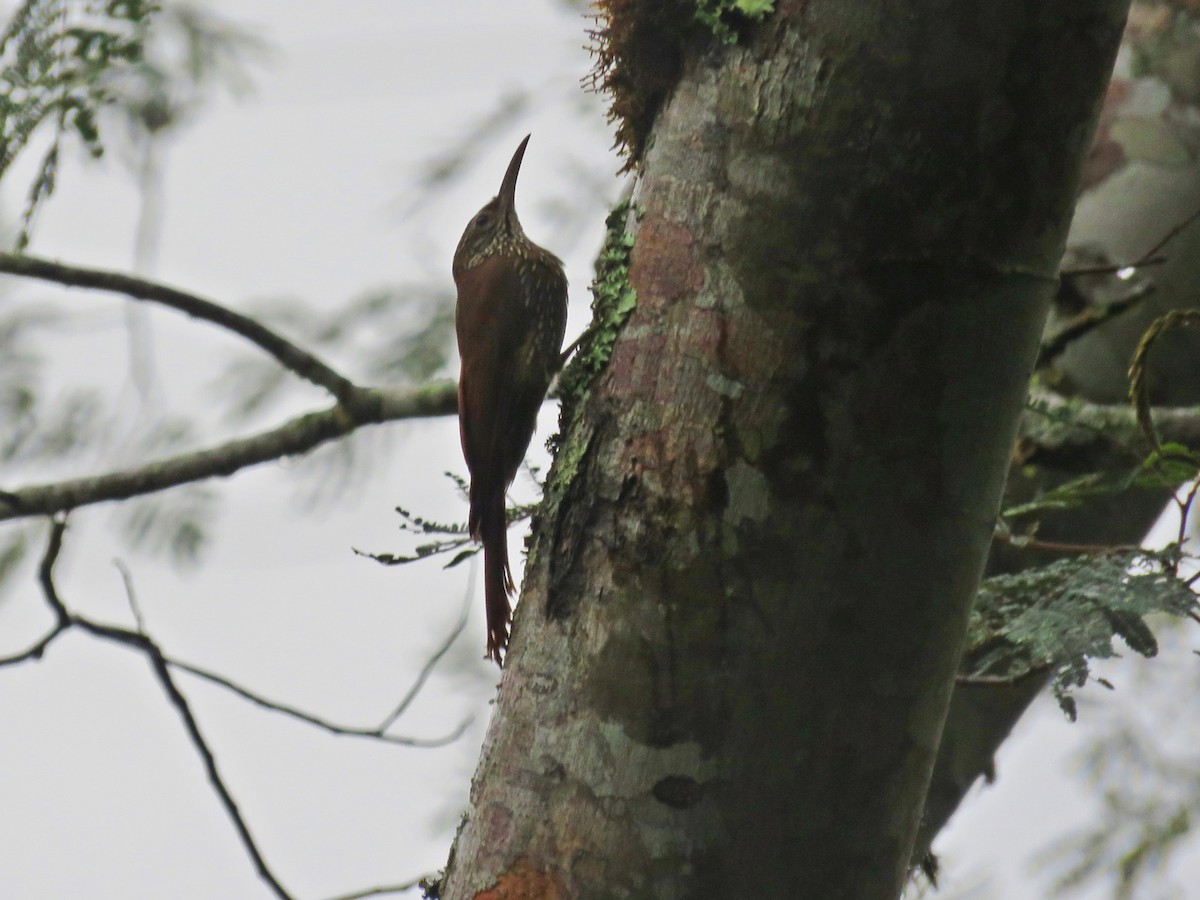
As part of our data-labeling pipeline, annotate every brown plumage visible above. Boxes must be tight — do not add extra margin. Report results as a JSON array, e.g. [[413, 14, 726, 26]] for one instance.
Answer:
[[452, 135, 568, 665]]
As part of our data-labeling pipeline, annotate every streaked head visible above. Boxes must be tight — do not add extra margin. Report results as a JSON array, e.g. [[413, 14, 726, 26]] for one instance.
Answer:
[[453, 135, 530, 275]]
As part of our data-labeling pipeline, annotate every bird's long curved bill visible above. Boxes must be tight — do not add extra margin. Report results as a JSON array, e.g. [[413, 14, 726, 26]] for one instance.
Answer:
[[497, 134, 530, 213]]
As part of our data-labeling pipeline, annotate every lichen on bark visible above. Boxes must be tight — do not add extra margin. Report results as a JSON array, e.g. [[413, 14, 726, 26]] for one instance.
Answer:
[[542, 199, 637, 519], [554, 199, 639, 433]]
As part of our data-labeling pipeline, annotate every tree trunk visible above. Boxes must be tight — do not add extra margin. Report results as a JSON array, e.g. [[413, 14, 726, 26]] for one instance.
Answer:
[[917, 3, 1200, 865], [441, 2, 1130, 898]]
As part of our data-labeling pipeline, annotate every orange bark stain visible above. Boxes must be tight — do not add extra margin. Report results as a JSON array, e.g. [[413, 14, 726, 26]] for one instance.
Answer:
[[474, 857, 566, 900]]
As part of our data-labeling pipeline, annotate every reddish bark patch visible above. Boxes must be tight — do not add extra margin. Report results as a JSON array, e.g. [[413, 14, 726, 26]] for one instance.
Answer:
[[480, 801, 514, 850], [721, 308, 790, 382], [608, 330, 668, 400], [671, 306, 722, 359], [629, 214, 705, 307], [474, 857, 566, 900]]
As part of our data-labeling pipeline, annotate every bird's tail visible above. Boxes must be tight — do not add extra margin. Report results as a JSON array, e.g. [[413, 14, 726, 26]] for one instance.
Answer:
[[475, 486, 515, 665]]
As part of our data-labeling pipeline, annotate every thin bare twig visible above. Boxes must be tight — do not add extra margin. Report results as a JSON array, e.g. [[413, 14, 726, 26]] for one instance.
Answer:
[[170, 657, 470, 749], [1128, 310, 1200, 453], [36, 517, 70, 623], [992, 531, 1138, 556], [0, 625, 66, 668], [0, 382, 458, 523], [47, 535, 295, 897], [1060, 255, 1167, 277], [113, 559, 471, 748], [9, 525, 471, 897], [378, 579, 472, 733], [324, 875, 431, 900], [1138, 206, 1200, 263], [1037, 281, 1155, 369], [1172, 476, 1200, 575], [0, 519, 72, 669], [0, 251, 356, 403], [129, 629, 296, 899], [1046, 207, 1200, 365], [1059, 206, 1200, 280], [113, 558, 146, 631], [956, 664, 1048, 687]]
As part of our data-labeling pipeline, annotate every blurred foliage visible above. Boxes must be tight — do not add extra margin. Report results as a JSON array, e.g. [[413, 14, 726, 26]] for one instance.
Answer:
[[110, 2, 265, 141], [209, 284, 456, 509], [0, 0, 158, 248], [400, 91, 531, 220], [1127, 1, 1200, 104], [356, 470, 541, 572], [212, 286, 455, 423], [0, 306, 105, 578], [0, 303, 214, 564], [0, 304, 52, 457], [0, 1, 264, 569], [0, 523, 30, 595], [0, 0, 265, 243], [1003, 425, 1198, 522], [108, 413, 215, 563], [1035, 643, 1200, 900], [117, 480, 213, 563], [966, 548, 1196, 719], [95, 0, 266, 223], [993, 393, 1200, 716]]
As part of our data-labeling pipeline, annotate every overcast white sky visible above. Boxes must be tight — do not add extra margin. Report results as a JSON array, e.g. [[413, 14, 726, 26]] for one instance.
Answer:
[[0, 3, 1197, 899]]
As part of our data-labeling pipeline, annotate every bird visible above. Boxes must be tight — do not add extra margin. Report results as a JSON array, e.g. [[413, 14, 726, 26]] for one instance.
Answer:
[[452, 135, 568, 665]]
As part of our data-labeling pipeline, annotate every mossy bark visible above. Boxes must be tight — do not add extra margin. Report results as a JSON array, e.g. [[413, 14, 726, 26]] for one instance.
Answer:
[[441, 2, 1130, 898]]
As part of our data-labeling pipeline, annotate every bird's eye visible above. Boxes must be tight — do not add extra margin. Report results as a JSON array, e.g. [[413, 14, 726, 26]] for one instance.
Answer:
[[474, 211, 492, 229]]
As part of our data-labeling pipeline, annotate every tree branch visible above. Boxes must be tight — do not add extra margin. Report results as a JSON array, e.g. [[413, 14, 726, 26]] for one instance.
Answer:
[[0, 624, 66, 668], [116, 558, 471, 745], [0, 251, 357, 403], [0, 520, 71, 669], [29, 525, 296, 898], [1036, 280, 1154, 369], [110, 622, 296, 899], [1020, 390, 1200, 472], [0, 382, 458, 522], [111, 568, 473, 748], [1042, 206, 1200, 367], [37, 517, 70, 623], [8, 525, 467, 897]]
